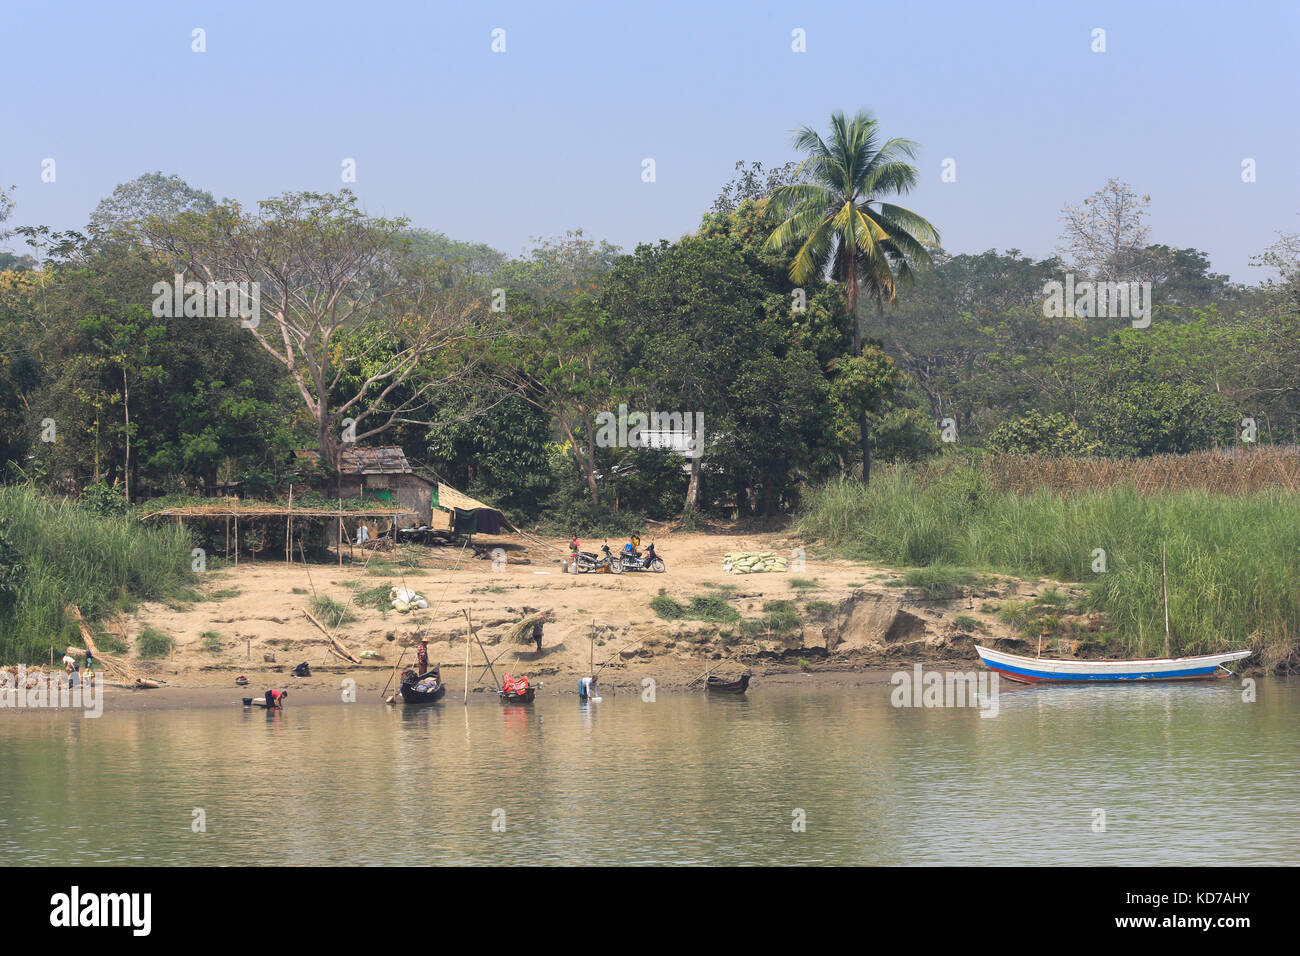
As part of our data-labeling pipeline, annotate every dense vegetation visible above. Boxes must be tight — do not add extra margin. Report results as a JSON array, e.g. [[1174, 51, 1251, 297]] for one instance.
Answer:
[[799, 464, 1300, 669], [0, 485, 194, 661], [2, 113, 1300, 666]]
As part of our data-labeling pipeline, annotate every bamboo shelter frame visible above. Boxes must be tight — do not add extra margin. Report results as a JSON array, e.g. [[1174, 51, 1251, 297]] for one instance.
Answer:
[[140, 500, 416, 564]]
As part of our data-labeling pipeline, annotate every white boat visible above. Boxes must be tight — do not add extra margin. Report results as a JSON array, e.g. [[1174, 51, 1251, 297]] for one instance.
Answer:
[[974, 645, 1252, 684]]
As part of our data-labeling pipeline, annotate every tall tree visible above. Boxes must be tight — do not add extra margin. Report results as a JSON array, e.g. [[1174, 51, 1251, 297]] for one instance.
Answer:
[[764, 110, 939, 483], [144, 190, 488, 485], [1056, 178, 1150, 282]]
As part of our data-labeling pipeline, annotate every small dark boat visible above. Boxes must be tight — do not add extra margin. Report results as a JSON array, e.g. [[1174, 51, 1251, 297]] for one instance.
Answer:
[[498, 686, 536, 703], [705, 674, 751, 695], [399, 669, 446, 705]]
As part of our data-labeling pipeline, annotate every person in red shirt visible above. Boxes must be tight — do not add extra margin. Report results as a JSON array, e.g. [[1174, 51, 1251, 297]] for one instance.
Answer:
[[264, 688, 287, 709], [416, 640, 429, 674]]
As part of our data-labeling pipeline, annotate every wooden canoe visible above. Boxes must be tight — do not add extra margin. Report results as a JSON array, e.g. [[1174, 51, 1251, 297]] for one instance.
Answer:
[[399, 670, 446, 705], [705, 674, 751, 695]]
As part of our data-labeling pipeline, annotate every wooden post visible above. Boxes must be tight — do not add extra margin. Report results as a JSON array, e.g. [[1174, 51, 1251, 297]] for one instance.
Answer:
[[463, 625, 472, 704], [225, 516, 230, 564], [338, 499, 343, 568], [1161, 543, 1171, 658], [286, 485, 293, 564], [246, 638, 250, 660], [234, 516, 239, 566]]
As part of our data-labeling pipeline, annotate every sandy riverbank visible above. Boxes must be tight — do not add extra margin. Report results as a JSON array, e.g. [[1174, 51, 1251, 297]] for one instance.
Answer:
[[22, 527, 1122, 710]]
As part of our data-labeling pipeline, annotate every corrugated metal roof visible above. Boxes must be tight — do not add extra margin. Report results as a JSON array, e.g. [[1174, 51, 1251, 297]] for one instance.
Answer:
[[339, 446, 413, 475]]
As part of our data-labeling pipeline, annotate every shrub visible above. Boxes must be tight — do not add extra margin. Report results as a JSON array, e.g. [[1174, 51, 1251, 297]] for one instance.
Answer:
[[137, 627, 174, 659]]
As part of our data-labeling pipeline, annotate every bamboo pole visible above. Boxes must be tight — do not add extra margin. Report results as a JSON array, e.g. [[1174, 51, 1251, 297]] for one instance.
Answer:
[[286, 484, 293, 564], [462, 609, 500, 691], [1161, 542, 1171, 658], [463, 622, 472, 704], [338, 499, 343, 568], [234, 516, 239, 566]]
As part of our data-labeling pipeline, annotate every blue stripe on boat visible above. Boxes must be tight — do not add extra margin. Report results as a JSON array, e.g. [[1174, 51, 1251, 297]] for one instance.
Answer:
[[978, 656, 1220, 681]]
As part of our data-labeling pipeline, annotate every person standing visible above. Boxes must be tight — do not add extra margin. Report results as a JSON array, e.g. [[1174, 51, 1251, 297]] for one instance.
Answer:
[[531, 612, 547, 654], [416, 640, 429, 675]]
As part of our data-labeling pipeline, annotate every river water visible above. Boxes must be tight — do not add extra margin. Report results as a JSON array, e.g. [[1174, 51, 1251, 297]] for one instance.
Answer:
[[1, 678, 1296, 865]]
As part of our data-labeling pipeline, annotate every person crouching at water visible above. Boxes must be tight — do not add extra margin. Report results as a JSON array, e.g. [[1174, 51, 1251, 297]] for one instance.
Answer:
[[578, 675, 597, 700], [265, 688, 287, 709]]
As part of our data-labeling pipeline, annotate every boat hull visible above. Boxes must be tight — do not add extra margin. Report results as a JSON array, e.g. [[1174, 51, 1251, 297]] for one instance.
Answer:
[[399, 671, 447, 704], [498, 686, 535, 703], [975, 645, 1251, 684], [705, 674, 750, 695]]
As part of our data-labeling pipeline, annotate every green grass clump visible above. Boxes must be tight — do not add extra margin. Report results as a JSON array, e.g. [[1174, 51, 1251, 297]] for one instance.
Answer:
[[200, 631, 224, 652], [952, 615, 980, 632], [0, 485, 196, 663], [798, 463, 1300, 666], [291, 587, 309, 595], [803, 600, 836, 618], [94, 631, 130, 655], [649, 592, 739, 623], [650, 594, 686, 620], [309, 595, 356, 628], [787, 577, 819, 589], [136, 627, 174, 659], [353, 584, 393, 612], [901, 565, 981, 597], [208, 587, 242, 600]]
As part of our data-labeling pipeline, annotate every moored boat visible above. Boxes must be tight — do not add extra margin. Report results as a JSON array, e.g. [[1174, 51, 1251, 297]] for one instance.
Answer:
[[498, 686, 536, 703], [975, 645, 1251, 684], [704, 673, 751, 695], [399, 668, 446, 704]]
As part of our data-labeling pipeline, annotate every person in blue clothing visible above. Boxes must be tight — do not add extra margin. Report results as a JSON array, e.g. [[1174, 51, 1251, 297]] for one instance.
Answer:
[[578, 675, 598, 700]]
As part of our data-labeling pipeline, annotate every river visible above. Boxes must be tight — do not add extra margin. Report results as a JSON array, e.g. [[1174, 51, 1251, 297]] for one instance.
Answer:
[[1, 677, 1296, 865]]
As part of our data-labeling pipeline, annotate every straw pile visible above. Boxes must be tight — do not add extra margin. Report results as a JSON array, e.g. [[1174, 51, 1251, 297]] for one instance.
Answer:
[[504, 612, 547, 645]]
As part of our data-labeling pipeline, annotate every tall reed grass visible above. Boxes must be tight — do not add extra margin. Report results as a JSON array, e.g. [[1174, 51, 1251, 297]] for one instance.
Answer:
[[0, 486, 196, 662], [798, 464, 1300, 668]]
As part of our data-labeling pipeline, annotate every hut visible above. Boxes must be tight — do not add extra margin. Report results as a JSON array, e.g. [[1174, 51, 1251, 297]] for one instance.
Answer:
[[431, 482, 503, 536], [335, 446, 435, 528]]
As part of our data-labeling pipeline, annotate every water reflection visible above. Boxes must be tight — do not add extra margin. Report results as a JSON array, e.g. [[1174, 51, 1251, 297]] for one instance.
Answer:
[[0, 680, 1295, 865]]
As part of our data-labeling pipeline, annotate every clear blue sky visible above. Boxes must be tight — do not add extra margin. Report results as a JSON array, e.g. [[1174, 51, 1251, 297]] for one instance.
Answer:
[[3, 0, 1297, 280]]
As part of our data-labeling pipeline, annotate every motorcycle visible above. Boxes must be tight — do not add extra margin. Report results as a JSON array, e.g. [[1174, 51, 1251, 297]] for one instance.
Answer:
[[619, 541, 666, 573], [571, 542, 623, 574]]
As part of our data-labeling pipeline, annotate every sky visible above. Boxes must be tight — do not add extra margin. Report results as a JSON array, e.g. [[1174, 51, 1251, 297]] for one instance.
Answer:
[[3, 0, 1298, 281]]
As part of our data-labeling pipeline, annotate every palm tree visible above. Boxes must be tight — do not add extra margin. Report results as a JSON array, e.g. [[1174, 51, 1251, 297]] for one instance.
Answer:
[[764, 110, 939, 484]]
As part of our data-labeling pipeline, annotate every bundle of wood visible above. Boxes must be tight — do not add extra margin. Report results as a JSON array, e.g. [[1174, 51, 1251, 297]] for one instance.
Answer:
[[1, 664, 49, 688], [66, 606, 161, 688], [504, 612, 547, 645]]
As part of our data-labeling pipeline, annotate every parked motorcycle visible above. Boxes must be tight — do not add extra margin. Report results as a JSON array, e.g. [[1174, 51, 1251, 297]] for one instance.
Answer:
[[572, 542, 623, 574], [620, 541, 666, 573]]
